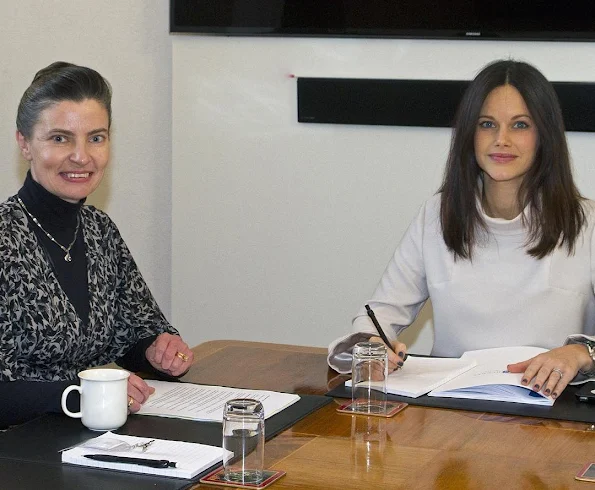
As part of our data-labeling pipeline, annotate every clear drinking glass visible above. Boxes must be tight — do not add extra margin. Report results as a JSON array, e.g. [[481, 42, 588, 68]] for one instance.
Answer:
[[222, 398, 265, 484], [351, 341, 388, 414]]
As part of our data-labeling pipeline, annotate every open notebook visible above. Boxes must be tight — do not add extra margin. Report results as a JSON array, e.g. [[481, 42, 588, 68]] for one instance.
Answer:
[[137, 381, 300, 421], [346, 356, 477, 398], [62, 432, 230, 479], [427, 346, 554, 406], [346, 346, 555, 405]]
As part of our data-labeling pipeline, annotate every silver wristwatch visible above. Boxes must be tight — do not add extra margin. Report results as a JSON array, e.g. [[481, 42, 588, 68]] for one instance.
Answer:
[[579, 342, 595, 377]]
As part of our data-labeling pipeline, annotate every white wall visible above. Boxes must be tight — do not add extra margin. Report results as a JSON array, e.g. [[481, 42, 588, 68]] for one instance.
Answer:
[[172, 37, 595, 352], [4, 5, 595, 353], [0, 1, 172, 316]]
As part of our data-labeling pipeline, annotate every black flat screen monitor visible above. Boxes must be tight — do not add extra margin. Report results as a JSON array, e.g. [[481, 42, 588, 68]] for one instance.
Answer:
[[170, 0, 595, 41]]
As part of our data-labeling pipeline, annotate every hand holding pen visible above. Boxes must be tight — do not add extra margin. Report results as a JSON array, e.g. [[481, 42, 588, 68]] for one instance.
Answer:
[[365, 304, 408, 372]]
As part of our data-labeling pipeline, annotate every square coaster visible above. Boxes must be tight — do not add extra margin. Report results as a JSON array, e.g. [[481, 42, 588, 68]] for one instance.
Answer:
[[336, 400, 408, 417], [200, 466, 286, 488], [575, 462, 595, 482]]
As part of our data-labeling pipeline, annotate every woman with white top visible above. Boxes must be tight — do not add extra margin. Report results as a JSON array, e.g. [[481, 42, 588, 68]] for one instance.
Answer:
[[328, 59, 595, 399]]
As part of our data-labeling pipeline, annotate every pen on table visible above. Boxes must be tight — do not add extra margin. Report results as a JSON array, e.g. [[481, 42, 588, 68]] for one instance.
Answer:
[[84, 454, 177, 468], [365, 304, 407, 360]]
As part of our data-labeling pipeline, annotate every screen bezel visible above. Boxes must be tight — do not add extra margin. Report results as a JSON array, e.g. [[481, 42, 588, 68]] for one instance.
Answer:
[[170, 0, 595, 42]]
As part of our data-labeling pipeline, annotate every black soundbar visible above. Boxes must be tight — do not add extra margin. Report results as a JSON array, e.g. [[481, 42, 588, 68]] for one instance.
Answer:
[[297, 78, 595, 132]]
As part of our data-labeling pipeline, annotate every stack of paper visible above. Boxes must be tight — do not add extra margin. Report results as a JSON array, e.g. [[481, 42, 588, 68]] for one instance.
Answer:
[[137, 381, 301, 421], [62, 432, 229, 479]]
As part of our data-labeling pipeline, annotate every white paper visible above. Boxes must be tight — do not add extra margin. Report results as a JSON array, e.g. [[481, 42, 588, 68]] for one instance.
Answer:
[[461, 345, 547, 364], [61, 432, 230, 479], [137, 381, 300, 421]]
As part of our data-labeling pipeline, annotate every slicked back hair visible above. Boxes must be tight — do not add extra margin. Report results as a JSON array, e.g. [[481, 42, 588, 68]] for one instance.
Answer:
[[17, 61, 112, 139]]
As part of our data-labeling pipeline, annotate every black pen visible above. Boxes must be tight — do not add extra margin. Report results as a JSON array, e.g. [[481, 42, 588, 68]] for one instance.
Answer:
[[365, 304, 406, 359], [84, 454, 177, 468]]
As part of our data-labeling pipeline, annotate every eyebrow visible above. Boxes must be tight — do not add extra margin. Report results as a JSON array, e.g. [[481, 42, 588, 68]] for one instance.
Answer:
[[478, 114, 532, 120], [47, 128, 109, 136]]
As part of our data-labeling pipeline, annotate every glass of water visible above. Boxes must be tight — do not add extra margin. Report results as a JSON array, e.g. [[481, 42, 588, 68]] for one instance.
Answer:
[[222, 398, 265, 484], [351, 341, 388, 415]]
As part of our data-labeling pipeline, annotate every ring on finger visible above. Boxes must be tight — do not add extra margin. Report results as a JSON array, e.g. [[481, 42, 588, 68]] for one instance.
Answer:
[[176, 351, 189, 362], [551, 368, 564, 379], [128, 396, 134, 407]]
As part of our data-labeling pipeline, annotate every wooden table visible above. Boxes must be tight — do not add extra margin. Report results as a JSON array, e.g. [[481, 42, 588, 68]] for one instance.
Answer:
[[183, 340, 595, 490]]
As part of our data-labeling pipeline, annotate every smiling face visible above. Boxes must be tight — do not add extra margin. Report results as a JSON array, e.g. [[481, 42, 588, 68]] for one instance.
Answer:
[[16, 99, 110, 203], [474, 84, 538, 192]]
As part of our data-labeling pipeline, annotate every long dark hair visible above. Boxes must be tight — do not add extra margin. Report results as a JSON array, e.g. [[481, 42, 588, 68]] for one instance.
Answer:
[[17, 61, 112, 139], [439, 59, 585, 260]]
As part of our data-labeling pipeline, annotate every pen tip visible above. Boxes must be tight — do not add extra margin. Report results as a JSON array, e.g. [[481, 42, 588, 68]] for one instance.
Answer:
[[365, 304, 371, 312]]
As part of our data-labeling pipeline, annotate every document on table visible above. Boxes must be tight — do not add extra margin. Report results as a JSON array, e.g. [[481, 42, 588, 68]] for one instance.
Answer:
[[62, 431, 229, 479], [137, 380, 301, 421]]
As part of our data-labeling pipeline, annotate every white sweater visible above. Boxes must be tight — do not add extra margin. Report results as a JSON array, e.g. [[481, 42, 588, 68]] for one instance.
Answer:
[[328, 194, 595, 373]]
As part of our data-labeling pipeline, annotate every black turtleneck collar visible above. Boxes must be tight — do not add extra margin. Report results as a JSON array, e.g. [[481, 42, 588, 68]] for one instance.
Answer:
[[16, 170, 90, 325], [17, 171, 85, 230]]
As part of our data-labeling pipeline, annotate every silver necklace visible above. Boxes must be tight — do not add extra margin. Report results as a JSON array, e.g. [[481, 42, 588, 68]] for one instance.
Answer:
[[17, 196, 81, 262]]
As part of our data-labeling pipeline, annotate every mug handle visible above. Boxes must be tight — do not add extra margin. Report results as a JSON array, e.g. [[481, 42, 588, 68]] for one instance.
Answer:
[[61, 385, 82, 418]]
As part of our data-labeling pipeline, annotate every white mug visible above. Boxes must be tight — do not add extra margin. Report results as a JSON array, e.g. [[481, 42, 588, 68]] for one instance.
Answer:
[[61, 368, 130, 431]]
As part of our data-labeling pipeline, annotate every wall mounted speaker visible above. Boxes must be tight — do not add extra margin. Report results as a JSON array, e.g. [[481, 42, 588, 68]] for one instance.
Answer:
[[297, 78, 595, 132]]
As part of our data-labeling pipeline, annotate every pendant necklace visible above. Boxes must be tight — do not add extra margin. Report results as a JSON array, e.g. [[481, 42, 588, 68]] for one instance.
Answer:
[[17, 196, 81, 262]]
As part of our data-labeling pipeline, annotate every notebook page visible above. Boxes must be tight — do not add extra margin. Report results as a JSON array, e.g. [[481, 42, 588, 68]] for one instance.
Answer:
[[461, 345, 548, 364], [428, 346, 553, 405], [62, 432, 229, 479], [346, 356, 477, 398], [386, 356, 478, 397]]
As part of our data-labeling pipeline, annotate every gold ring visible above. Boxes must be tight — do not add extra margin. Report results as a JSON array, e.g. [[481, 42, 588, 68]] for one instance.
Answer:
[[176, 351, 189, 362], [128, 396, 134, 407]]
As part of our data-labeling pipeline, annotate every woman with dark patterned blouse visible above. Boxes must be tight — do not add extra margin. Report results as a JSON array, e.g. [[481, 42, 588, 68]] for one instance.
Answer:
[[0, 62, 194, 428]]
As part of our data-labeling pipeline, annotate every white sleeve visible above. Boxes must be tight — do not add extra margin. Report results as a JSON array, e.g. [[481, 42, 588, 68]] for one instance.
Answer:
[[327, 200, 431, 373]]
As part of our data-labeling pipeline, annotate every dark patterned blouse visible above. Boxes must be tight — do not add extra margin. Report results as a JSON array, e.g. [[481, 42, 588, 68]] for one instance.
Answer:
[[0, 195, 178, 381], [0, 183, 178, 426]]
